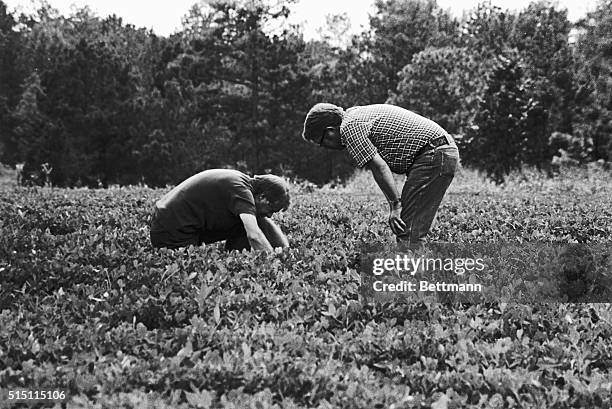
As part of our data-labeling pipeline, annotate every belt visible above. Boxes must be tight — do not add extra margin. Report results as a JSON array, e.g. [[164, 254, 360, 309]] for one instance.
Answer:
[[415, 134, 453, 157]]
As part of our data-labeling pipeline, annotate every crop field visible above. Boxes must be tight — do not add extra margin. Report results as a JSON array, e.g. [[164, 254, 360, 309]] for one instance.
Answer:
[[1, 167, 612, 408]]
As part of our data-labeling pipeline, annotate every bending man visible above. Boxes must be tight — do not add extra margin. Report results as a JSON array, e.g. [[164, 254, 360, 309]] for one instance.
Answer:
[[150, 169, 290, 252], [302, 103, 459, 246]]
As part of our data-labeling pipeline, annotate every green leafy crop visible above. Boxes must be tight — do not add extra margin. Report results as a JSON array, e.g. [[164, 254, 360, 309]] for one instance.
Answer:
[[0, 169, 611, 408]]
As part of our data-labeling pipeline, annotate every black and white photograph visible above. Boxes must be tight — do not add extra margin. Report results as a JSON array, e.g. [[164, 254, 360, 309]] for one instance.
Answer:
[[1, 0, 611, 407]]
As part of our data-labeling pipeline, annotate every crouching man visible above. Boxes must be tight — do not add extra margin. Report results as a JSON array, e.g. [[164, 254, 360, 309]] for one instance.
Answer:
[[150, 169, 290, 253]]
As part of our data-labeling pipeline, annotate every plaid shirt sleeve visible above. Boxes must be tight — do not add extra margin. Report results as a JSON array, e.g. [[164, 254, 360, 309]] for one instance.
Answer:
[[341, 120, 377, 168]]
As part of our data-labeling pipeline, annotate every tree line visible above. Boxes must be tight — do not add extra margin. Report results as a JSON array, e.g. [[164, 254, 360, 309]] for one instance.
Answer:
[[0, 0, 610, 186]]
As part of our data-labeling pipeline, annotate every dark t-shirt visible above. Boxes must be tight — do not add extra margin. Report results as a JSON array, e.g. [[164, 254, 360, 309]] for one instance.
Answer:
[[153, 169, 256, 235]]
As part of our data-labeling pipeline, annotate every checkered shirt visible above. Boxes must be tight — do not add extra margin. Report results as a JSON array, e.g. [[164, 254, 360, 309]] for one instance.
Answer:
[[340, 104, 449, 174]]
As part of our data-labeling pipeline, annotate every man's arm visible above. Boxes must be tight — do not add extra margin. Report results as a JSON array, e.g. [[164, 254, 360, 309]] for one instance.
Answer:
[[365, 153, 406, 235], [257, 216, 289, 249], [239, 213, 274, 253]]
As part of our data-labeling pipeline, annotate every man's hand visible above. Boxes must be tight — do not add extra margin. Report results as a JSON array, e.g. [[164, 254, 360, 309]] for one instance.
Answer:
[[388, 203, 406, 235], [365, 154, 406, 236], [257, 216, 289, 249]]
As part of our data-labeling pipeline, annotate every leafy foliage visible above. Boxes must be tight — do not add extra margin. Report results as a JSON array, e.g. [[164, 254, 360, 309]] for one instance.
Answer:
[[393, 1, 578, 182], [0, 169, 611, 407], [365, 0, 457, 103], [0, 0, 611, 186], [511, 2, 574, 135], [572, 0, 612, 162]]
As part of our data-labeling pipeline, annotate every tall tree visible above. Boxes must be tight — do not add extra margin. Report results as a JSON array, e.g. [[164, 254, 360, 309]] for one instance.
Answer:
[[458, 2, 515, 54], [572, 0, 612, 161], [366, 0, 457, 102], [511, 1, 574, 145], [463, 50, 547, 183], [0, 1, 24, 162], [8, 4, 155, 185], [175, 0, 323, 179]]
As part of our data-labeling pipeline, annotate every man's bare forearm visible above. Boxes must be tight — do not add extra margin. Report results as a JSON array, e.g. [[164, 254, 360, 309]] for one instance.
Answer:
[[367, 156, 401, 206], [247, 231, 274, 253], [257, 217, 289, 248], [366, 154, 406, 234], [240, 213, 274, 253]]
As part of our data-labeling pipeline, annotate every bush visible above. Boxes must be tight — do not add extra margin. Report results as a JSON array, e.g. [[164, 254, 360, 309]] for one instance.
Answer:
[[461, 50, 551, 183], [390, 46, 487, 134]]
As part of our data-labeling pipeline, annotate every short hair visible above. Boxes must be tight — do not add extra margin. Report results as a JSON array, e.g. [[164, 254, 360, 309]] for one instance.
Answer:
[[302, 103, 344, 143], [252, 174, 290, 211]]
